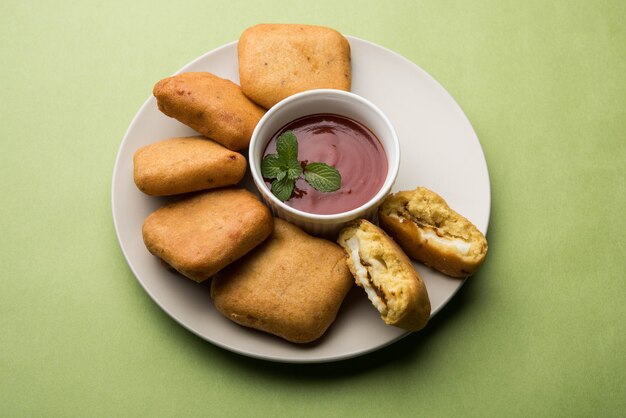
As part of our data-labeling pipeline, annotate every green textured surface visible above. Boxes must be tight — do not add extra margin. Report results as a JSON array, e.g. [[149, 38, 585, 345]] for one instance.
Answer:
[[1, 0, 624, 416]]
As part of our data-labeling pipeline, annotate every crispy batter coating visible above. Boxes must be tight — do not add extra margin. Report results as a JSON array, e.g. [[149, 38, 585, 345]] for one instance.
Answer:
[[238, 24, 351, 108], [337, 219, 431, 332], [133, 136, 246, 196], [211, 218, 353, 343], [153, 72, 266, 150], [378, 187, 488, 277], [142, 188, 273, 282]]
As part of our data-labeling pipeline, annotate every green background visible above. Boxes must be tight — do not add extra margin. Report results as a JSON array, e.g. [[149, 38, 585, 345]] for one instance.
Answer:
[[1, 0, 624, 416]]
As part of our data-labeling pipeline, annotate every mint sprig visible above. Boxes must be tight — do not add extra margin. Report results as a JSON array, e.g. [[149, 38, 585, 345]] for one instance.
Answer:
[[303, 162, 342, 192], [261, 131, 341, 202]]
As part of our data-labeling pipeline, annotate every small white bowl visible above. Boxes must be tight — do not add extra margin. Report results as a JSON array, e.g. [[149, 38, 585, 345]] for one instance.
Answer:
[[249, 89, 400, 238]]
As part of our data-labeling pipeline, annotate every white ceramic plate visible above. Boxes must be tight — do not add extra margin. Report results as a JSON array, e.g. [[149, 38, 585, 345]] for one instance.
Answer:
[[111, 36, 490, 363]]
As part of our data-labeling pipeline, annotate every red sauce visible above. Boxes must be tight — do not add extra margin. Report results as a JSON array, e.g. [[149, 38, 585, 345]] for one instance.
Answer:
[[263, 113, 388, 215]]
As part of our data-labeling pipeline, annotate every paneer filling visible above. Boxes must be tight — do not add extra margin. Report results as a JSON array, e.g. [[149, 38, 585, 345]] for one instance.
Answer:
[[421, 229, 471, 255], [389, 211, 472, 256], [345, 236, 388, 316]]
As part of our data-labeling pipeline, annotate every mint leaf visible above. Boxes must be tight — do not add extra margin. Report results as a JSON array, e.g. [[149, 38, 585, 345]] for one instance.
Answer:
[[261, 154, 286, 179], [271, 175, 295, 202], [285, 158, 303, 180], [304, 162, 341, 192], [276, 131, 298, 162]]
